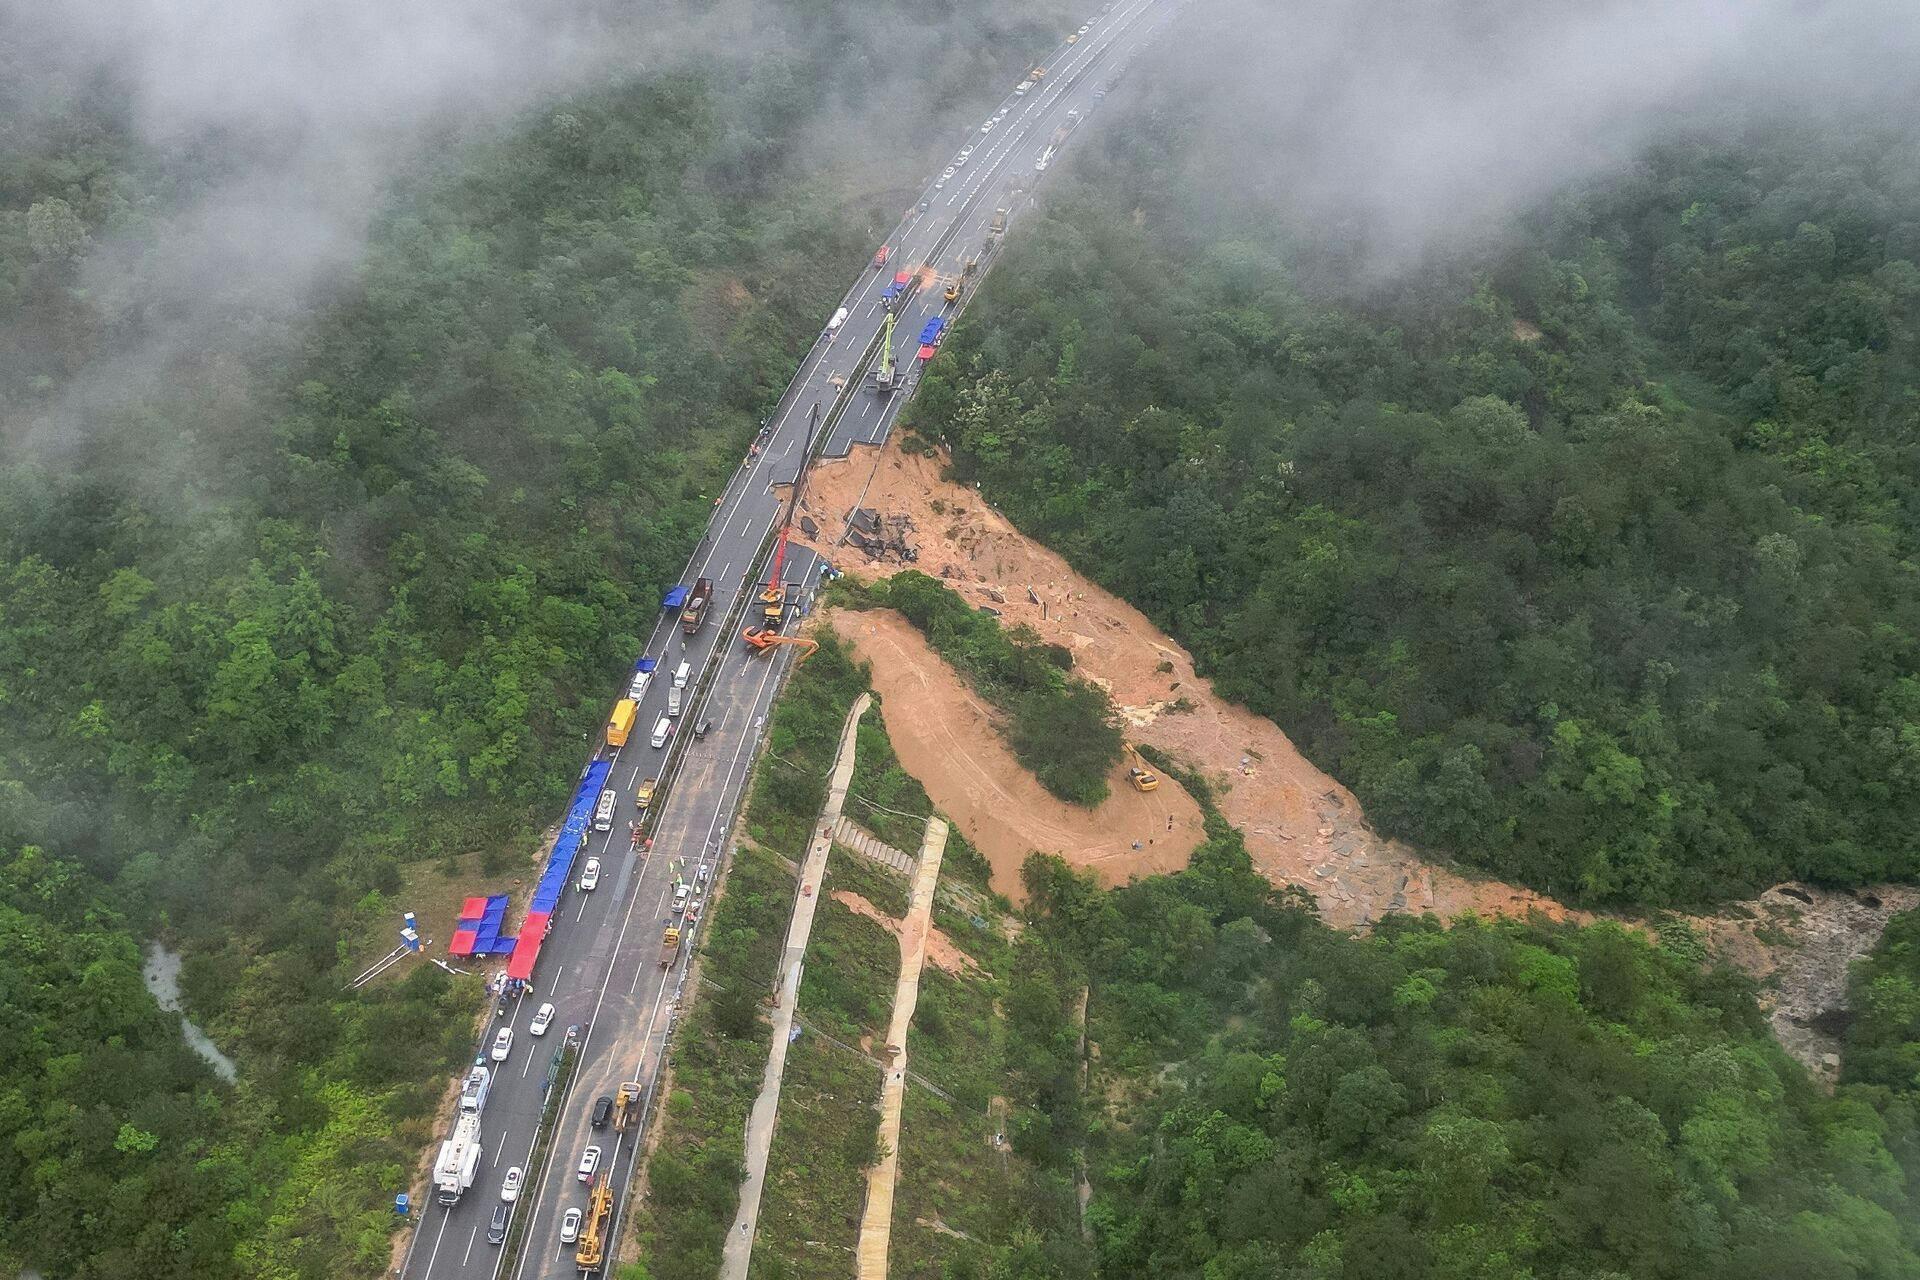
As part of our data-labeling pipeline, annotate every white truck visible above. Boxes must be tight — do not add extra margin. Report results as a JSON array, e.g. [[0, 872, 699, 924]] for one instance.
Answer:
[[666, 685, 683, 717], [434, 1114, 484, 1205], [458, 1065, 492, 1116]]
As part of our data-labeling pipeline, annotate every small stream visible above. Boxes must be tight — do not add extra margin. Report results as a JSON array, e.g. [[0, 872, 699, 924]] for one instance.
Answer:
[[141, 943, 239, 1084]]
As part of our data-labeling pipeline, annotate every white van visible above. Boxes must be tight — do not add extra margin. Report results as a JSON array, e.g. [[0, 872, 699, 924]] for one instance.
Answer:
[[666, 685, 683, 718], [627, 670, 652, 702], [673, 662, 691, 690], [593, 789, 617, 832], [650, 717, 672, 749]]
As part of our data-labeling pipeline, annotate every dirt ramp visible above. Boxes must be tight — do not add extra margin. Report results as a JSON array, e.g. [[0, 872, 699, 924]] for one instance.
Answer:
[[829, 609, 1205, 900]]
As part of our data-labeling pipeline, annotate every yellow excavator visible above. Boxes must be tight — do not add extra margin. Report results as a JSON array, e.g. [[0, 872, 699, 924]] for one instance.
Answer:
[[1125, 743, 1160, 792], [944, 257, 977, 305]]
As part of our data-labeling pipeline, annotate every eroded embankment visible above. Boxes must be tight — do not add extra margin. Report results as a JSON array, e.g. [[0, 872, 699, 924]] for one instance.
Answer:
[[798, 441, 1568, 927], [788, 439, 1908, 1078], [828, 608, 1206, 899]]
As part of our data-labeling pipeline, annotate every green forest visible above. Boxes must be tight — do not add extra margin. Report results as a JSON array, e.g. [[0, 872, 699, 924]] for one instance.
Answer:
[[852, 570, 1124, 805], [1005, 829, 1920, 1280], [0, 0, 1080, 1274], [914, 82, 1920, 906]]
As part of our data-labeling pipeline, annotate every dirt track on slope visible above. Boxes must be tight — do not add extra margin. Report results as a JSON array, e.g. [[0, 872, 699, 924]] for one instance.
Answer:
[[796, 440, 1571, 927], [829, 610, 1206, 900]]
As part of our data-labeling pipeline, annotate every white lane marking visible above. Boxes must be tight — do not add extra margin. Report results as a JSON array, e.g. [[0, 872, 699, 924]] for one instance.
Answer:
[[412, 1207, 450, 1279], [502, 766, 690, 1280], [462, 1225, 479, 1265], [426, 12, 1175, 1276]]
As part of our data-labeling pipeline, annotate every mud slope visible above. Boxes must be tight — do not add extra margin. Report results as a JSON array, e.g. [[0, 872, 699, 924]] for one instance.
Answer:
[[829, 609, 1206, 899], [796, 440, 1572, 927]]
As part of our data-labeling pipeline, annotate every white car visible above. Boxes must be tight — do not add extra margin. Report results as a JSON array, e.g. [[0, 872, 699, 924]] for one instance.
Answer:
[[490, 1027, 513, 1062], [501, 1166, 522, 1202], [577, 1145, 602, 1183], [560, 1208, 583, 1244], [580, 857, 601, 892], [980, 118, 996, 133], [1079, 23, 1091, 33], [958, 146, 973, 161], [942, 166, 956, 179], [528, 1002, 555, 1036]]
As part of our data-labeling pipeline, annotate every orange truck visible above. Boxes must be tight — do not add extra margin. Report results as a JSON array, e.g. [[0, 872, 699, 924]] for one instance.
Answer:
[[607, 698, 638, 748]]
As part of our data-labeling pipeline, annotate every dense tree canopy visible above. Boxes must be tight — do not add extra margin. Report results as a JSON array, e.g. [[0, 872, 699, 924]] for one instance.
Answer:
[[858, 570, 1124, 805], [915, 98, 1920, 905], [1005, 826, 1920, 1280], [0, 0, 1080, 1272]]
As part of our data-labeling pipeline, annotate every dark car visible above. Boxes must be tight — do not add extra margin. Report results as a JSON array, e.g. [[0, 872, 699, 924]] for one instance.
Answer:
[[487, 1204, 509, 1246], [591, 1095, 614, 1129]]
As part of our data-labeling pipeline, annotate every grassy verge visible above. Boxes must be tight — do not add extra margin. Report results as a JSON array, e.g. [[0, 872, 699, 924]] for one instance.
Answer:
[[742, 630, 871, 853], [847, 699, 937, 852], [628, 842, 794, 1280], [850, 572, 1124, 807], [756, 881, 899, 1277], [827, 842, 911, 918]]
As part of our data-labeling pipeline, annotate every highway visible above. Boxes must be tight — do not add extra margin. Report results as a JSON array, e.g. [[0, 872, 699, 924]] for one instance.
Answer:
[[394, 4, 1184, 1277]]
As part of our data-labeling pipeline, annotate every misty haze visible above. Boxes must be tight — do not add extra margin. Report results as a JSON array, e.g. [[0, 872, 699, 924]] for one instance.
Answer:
[[1, 1, 1916, 1279]]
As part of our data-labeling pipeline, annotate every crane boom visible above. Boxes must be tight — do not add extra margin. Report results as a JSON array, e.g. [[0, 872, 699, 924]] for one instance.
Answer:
[[750, 401, 820, 638]]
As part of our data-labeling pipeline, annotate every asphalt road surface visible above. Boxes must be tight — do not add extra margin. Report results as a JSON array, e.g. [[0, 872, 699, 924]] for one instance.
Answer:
[[394, 4, 1185, 1277]]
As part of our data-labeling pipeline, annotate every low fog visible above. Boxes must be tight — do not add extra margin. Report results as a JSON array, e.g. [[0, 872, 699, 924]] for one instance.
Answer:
[[0, 0, 1059, 452], [1160, 0, 1920, 270], [8, 0, 1918, 448]]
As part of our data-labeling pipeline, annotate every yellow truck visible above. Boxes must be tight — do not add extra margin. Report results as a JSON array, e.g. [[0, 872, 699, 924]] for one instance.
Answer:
[[635, 776, 657, 811], [606, 698, 637, 748]]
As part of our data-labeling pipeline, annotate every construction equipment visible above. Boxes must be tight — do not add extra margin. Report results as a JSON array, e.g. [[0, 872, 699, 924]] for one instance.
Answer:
[[989, 207, 1009, 236], [573, 1178, 615, 1270], [744, 632, 820, 663], [869, 309, 900, 394], [613, 1080, 642, 1132], [635, 777, 657, 811], [744, 403, 819, 648], [943, 257, 978, 305], [1125, 743, 1161, 793], [658, 924, 683, 969]]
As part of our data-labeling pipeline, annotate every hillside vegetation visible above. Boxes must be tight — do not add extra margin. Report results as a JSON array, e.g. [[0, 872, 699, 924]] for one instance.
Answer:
[[1008, 822, 1920, 1279], [0, 0, 1081, 1273], [914, 90, 1920, 906], [857, 570, 1125, 806]]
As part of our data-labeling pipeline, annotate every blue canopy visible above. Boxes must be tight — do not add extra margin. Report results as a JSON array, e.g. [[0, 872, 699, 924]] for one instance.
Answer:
[[531, 760, 611, 915], [662, 585, 690, 610], [635, 656, 658, 673]]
